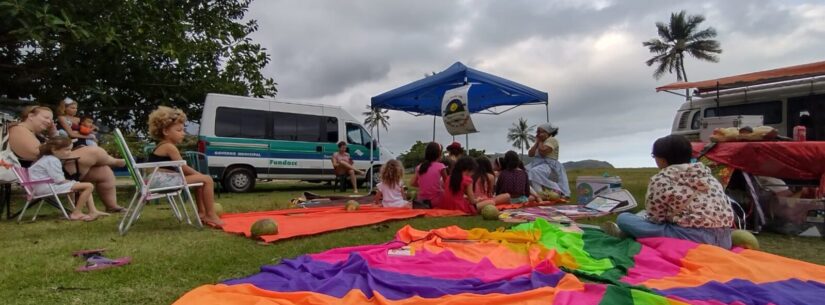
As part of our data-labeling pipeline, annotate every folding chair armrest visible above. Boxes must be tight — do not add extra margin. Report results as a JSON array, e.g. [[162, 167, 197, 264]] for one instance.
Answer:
[[134, 160, 187, 169], [19, 178, 55, 185]]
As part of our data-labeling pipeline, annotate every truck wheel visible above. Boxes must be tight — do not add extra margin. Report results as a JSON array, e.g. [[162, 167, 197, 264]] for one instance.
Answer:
[[223, 167, 255, 193]]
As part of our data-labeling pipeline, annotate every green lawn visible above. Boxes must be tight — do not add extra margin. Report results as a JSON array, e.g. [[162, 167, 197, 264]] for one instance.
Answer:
[[1, 168, 824, 305]]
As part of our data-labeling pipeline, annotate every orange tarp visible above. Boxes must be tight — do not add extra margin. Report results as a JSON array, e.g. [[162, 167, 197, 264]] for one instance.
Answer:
[[656, 60, 825, 92], [220, 205, 468, 242]]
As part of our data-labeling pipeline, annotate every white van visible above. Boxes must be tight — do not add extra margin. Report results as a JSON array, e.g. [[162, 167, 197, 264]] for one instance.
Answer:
[[671, 77, 825, 141], [198, 93, 393, 192]]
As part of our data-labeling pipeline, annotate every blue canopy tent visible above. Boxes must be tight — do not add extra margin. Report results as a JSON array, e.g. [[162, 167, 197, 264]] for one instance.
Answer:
[[370, 62, 549, 140]]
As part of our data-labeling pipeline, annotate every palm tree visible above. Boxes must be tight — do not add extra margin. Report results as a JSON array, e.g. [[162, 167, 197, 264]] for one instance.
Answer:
[[643, 10, 722, 82], [362, 106, 390, 145], [506, 117, 536, 157]]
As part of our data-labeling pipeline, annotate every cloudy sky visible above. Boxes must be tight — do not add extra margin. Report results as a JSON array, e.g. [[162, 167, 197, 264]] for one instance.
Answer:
[[244, 0, 825, 167]]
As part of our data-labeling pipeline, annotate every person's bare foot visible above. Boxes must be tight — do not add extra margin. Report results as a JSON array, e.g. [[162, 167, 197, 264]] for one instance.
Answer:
[[201, 215, 225, 228]]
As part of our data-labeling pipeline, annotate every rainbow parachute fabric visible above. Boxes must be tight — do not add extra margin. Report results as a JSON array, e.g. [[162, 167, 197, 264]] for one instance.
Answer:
[[174, 219, 825, 305]]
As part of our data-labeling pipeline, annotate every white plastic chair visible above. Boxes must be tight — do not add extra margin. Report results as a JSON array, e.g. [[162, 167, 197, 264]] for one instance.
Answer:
[[113, 128, 203, 235], [12, 166, 73, 222]]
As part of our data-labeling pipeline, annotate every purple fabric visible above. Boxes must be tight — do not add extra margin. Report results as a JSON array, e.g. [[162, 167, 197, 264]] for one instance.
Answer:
[[223, 253, 567, 300], [657, 279, 825, 305]]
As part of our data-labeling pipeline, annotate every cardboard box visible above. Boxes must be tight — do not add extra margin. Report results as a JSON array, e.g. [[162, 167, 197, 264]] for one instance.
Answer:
[[699, 115, 764, 142], [575, 176, 622, 204]]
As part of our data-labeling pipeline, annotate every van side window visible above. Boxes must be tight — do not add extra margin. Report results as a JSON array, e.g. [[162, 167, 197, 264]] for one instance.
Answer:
[[345, 123, 363, 145], [703, 101, 782, 124], [216, 107, 268, 139], [271, 112, 337, 142], [325, 117, 338, 142]]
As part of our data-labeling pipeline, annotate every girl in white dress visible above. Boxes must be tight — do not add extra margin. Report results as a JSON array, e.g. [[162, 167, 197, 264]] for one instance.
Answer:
[[29, 136, 107, 221]]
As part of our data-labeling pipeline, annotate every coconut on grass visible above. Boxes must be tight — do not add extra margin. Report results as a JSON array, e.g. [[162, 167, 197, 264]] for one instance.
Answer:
[[480, 205, 500, 220], [345, 200, 360, 211], [731, 229, 759, 250], [250, 218, 278, 238]]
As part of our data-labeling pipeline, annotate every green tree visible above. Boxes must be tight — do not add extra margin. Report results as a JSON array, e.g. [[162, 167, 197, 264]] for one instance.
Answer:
[[1, 0, 277, 132], [398, 141, 427, 169], [467, 148, 486, 159], [643, 10, 722, 82], [506, 117, 535, 157], [362, 106, 390, 144]]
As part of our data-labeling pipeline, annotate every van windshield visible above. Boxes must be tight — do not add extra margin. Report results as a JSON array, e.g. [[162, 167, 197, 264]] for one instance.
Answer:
[[345, 123, 373, 146]]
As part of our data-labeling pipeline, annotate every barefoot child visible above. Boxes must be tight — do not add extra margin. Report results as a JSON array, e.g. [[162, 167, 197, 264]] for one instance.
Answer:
[[28, 136, 107, 221], [375, 160, 411, 208], [147, 106, 224, 228]]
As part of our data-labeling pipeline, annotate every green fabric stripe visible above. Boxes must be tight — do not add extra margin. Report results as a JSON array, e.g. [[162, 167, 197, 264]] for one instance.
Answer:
[[582, 228, 643, 282], [512, 219, 614, 275], [630, 289, 673, 305], [598, 285, 634, 305]]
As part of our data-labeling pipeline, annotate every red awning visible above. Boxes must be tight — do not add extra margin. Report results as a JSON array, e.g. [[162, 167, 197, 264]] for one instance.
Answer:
[[656, 60, 825, 92]]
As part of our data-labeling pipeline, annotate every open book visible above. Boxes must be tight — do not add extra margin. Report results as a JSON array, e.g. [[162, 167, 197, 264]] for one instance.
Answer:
[[584, 189, 636, 213]]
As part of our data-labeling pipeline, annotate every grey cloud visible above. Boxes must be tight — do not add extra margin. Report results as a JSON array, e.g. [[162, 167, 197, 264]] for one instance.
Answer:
[[243, 0, 825, 167]]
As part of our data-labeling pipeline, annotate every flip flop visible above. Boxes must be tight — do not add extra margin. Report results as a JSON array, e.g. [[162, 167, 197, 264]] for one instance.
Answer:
[[75, 256, 131, 272], [69, 214, 95, 222], [105, 207, 127, 213]]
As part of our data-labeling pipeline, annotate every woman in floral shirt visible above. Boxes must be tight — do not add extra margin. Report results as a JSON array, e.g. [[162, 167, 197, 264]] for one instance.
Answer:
[[602, 135, 734, 248]]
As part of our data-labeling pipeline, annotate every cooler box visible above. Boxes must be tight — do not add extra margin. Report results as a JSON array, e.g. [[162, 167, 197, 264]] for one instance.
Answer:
[[699, 115, 763, 142], [576, 176, 622, 204]]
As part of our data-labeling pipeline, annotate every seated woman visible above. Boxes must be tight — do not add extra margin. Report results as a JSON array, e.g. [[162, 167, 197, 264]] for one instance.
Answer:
[[332, 141, 364, 193], [525, 123, 570, 197], [8, 106, 126, 212], [602, 135, 735, 248], [56, 98, 96, 148]]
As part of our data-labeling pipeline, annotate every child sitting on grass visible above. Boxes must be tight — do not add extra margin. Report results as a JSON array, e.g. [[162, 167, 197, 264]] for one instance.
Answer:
[[375, 159, 411, 208], [438, 156, 498, 214], [495, 151, 534, 203], [29, 136, 108, 221], [473, 157, 510, 205], [410, 142, 447, 208], [147, 106, 224, 228]]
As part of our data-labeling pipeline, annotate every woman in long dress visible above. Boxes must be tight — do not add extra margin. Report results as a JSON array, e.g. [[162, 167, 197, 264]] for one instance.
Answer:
[[525, 123, 570, 197]]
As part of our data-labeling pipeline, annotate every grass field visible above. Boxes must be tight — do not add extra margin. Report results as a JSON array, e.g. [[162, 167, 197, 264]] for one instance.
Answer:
[[1, 167, 824, 305]]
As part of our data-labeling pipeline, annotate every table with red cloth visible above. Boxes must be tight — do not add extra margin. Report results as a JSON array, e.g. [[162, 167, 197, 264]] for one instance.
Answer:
[[691, 141, 825, 197]]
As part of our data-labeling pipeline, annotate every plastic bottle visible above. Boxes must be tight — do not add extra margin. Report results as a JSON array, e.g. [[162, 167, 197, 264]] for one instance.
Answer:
[[793, 125, 807, 142]]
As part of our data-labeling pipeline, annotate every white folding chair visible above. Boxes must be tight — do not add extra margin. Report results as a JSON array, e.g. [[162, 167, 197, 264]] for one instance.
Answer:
[[12, 166, 73, 222], [113, 128, 203, 235]]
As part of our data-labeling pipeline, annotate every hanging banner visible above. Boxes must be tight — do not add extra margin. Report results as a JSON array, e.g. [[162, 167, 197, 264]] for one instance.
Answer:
[[441, 84, 478, 136]]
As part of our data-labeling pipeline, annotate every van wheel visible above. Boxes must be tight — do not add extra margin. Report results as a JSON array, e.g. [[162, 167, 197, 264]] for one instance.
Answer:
[[224, 167, 255, 193], [362, 166, 381, 187]]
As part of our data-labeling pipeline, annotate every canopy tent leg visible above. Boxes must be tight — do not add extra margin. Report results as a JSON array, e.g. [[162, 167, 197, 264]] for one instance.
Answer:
[[545, 101, 550, 122], [465, 134, 469, 150], [432, 115, 436, 142]]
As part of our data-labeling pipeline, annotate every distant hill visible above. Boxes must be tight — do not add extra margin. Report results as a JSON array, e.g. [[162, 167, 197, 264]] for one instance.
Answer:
[[486, 154, 613, 170], [562, 159, 614, 170]]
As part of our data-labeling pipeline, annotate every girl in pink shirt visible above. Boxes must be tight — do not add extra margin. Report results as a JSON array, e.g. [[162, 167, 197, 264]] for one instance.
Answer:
[[439, 157, 500, 214], [410, 142, 447, 208]]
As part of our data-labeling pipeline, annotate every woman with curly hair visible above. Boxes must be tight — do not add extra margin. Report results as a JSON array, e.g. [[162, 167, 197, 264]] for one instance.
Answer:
[[147, 106, 223, 228]]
